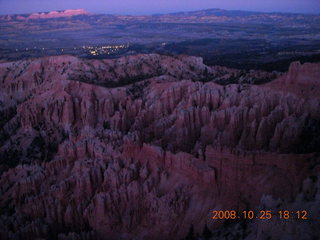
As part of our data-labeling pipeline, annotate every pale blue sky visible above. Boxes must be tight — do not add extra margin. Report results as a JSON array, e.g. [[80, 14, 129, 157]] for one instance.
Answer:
[[0, 0, 319, 15]]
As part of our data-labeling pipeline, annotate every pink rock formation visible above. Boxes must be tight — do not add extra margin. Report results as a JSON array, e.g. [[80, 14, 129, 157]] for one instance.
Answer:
[[265, 61, 320, 98], [14, 9, 90, 20], [0, 55, 319, 240]]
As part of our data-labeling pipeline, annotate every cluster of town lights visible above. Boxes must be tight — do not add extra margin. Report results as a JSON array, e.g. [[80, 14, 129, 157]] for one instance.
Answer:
[[82, 44, 129, 56]]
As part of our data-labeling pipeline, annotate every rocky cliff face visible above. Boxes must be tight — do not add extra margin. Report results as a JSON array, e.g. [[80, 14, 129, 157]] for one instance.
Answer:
[[0, 54, 319, 240], [1, 9, 90, 21]]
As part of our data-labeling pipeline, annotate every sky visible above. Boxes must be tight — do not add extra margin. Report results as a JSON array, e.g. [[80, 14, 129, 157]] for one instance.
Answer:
[[0, 0, 319, 15]]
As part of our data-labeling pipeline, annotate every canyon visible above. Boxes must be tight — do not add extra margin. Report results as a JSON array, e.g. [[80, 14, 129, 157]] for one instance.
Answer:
[[0, 54, 319, 240]]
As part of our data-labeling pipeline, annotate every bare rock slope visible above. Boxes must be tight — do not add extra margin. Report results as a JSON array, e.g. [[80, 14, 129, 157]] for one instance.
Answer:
[[1, 9, 90, 21], [0, 54, 319, 240]]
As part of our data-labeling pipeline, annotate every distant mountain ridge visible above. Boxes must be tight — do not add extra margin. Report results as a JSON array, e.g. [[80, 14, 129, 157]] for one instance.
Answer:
[[167, 8, 319, 17], [1, 9, 90, 20], [1, 7, 319, 26], [1, 8, 319, 19]]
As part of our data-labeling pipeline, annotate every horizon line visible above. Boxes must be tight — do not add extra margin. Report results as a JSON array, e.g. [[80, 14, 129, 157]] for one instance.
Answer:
[[1, 7, 320, 17]]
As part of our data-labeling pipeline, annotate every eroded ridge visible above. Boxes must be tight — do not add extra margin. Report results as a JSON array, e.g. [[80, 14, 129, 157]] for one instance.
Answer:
[[0, 55, 319, 240]]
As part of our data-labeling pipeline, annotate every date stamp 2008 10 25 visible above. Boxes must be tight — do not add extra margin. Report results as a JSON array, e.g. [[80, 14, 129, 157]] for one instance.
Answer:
[[211, 210, 309, 220]]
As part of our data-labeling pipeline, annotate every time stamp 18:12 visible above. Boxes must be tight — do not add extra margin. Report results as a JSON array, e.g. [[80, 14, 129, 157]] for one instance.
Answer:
[[212, 210, 308, 220]]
